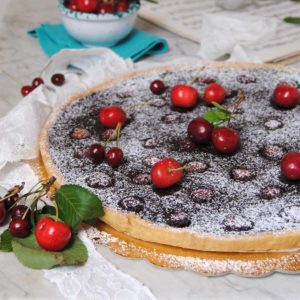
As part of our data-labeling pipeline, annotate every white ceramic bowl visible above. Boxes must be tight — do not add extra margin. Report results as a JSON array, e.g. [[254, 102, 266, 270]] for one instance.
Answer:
[[57, 0, 140, 47]]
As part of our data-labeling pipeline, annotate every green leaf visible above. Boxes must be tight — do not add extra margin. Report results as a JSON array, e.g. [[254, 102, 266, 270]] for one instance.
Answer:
[[40, 205, 56, 216], [55, 185, 104, 228], [203, 107, 231, 126], [0, 230, 13, 252], [284, 16, 300, 25], [12, 233, 88, 270]]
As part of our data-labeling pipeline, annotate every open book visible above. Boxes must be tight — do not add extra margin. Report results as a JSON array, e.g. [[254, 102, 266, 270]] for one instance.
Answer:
[[139, 0, 300, 64]]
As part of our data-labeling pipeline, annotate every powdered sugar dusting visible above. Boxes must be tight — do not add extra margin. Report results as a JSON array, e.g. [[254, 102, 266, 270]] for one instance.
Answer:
[[87, 226, 300, 277], [48, 66, 300, 237]]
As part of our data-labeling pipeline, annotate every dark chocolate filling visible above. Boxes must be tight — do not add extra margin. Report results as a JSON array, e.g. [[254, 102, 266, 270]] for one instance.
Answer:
[[48, 67, 300, 236]]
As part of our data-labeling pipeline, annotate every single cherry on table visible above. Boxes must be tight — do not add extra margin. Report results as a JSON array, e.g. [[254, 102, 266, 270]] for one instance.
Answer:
[[86, 143, 105, 164], [106, 147, 124, 167], [171, 84, 198, 108], [21, 85, 33, 97], [51, 73, 65, 86], [272, 84, 300, 109], [187, 117, 214, 144], [212, 127, 240, 154], [35, 217, 72, 251], [203, 83, 226, 105], [151, 158, 183, 189], [150, 79, 166, 95], [281, 152, 300, 180], [32, 77, 44, 88], [99, 105, 127, 128]]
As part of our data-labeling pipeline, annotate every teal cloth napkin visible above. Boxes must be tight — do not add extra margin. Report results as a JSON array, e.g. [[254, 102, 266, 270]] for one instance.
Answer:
[[28, 24, 169, 61]]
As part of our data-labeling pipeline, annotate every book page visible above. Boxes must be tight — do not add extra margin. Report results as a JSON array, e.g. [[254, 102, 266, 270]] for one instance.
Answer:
[[139, 0, 300, 62]]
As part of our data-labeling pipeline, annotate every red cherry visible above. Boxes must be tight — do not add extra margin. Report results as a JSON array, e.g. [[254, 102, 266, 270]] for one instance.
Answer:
[[171, 85, 198, 108], [9, 219, 31, 238], [86, 143, 105, 164], [212, 127, 240, 154], [99, 105, 127, 128], [187, 117, 214, 144], [32, 77, 44, 88], [0, 202, 6, 225], [77, 0, 98, 12], [273, 84, 299, 109], [21, 85, 33, 97], [35, 217, 72, 251], [150, 80, 166, 95], [151, 158, 183, 189], [117, 1, 129, 12], [106, 147, 124, 167], [51, 73, 65, 86], [98, 2, 117, 13], [203, 83, 226, 105], [281, 152, 300, 181], [68, 0, 78, 4]]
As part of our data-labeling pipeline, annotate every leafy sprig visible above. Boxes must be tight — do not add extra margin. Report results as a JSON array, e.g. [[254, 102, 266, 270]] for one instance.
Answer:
[[203, 90, 245, 127], [0, 180, 104, 269]]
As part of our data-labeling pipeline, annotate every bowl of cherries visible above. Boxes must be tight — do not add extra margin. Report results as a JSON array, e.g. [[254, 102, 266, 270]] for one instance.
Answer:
[[58, 0, 140, 47]]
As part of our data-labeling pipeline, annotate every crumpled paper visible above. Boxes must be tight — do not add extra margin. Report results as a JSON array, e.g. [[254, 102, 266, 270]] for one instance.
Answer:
[[0, 47, 158, 300], [198, 12, 279, 62], [0, 48, 133, 171]]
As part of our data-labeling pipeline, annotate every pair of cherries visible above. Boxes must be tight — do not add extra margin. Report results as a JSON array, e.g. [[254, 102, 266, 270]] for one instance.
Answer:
[[21, 77, 44, 97], [86, 143, 124, 167], [67, 0, 129, 13], [86, 105, 126, 167], [170, 82, 226, 108], [188, 117, 240, 154], [150, 79, 226, 108], [5, 202, 71, 251]]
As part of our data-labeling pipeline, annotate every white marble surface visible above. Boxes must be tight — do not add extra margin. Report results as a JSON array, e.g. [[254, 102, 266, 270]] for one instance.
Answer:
[[0, 1, 300, 299]]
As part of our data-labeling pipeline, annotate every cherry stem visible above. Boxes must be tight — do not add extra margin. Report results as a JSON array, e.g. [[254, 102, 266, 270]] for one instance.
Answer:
[[212, 101, 231, 113], [168, 166, 186, 173], [116, 122, 121, 148], [1, 70, 23, 86], [53, 200, 59, 222], [22, 205, 32, 221], [224, 90, 245, 127], [103, 123, 122, 148], [226, 90, 245, 114], [103, 133, 114, 147], [188, 66, 205, 85]]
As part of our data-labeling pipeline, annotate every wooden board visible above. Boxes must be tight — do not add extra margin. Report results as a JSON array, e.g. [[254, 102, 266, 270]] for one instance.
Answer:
[[87, 222, 300, 277]]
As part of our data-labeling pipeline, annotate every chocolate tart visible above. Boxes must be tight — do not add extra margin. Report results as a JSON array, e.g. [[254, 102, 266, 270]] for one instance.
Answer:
[[40, 63, 300, 252]]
